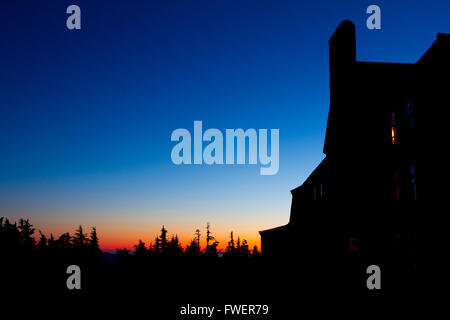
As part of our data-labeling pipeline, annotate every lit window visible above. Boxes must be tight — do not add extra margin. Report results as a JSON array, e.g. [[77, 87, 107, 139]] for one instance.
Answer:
[[391, 127, 397, 144], [349, 237, 358, 251], [391, 110, 398, 144]]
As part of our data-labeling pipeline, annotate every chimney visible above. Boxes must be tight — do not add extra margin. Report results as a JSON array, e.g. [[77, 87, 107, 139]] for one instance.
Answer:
[[324, 20, 356, 155], [329, 20, 356, 94]]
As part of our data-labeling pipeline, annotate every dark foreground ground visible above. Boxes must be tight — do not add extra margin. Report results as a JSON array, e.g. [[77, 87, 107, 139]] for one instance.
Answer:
[[3, 254, 422, 317], [3, 224, 432, 318]]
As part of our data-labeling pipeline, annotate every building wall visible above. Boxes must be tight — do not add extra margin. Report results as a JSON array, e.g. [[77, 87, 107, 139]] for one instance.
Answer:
[[260, 22, 448, 289]]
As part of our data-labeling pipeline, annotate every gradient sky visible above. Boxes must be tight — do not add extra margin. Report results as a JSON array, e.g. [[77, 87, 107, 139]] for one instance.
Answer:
[[1, 0, 449, 250]]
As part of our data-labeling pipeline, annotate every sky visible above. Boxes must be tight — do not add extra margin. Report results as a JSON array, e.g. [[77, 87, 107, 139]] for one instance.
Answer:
[[1, 0, 449, 250]]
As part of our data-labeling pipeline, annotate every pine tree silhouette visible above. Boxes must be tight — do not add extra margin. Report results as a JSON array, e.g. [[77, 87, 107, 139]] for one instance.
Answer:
[[153, 225, 169, 255], [134, 240, 148, 257], [0, 218, 21, 254], [252, 245, 260, 257], [185, 239, 200, 256], [57, 232, 72, 249], [204, 223, 219, 257], [89, 227, 100, 252], [38, 230, 47, 250], [72, 225, 88, 249], [48, 233, 56, 249], [185, 229, 201, 257], [167, 235, 183, 256], [226, 231, 236, 256], [18, 218, 35, 250], [116, 248, 130, 262], [160, 225, 168, 253], [195, 229, 201, 250], [239, 239, 250, 258]]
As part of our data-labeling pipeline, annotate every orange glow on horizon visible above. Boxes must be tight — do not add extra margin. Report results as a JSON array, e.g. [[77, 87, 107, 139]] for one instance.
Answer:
[[21, 217, 263, 253], [99, 235, 261, 253], [2, 211, 280, 255]]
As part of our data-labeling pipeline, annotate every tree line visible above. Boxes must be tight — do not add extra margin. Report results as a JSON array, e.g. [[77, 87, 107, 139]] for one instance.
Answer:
[[119, 222, 260, 259], [0, 217, 100, 254], [1, 217, 260, 260]]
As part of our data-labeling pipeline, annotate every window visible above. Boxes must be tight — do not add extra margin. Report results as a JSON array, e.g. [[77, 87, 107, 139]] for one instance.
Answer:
[[394, 172, 400, 200], [410, 165, 417, 200], [391, 110, 398, 144], [349, 237, 358, 251], [406, 100, 414, 129], [394, 233, 401, 249], [313, 183, 324, 200], [391, 126, 397, 144]]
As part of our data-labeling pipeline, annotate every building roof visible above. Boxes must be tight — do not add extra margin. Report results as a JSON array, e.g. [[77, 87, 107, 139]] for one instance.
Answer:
[[417, 32, 450, 64]]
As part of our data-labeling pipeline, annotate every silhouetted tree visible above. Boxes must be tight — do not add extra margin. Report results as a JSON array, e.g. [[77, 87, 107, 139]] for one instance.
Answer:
[[134, 240, 147, 257], [147, 242, 154, 255], [72, 225, 88, 249], [226, 231, 236, 256], [154, 225, 168, 254], [167, 234, 183, 256], [48, 234, 56, 249], [194, 229, 201, 251], [252, 245, 260, 257], [89, 227, 100, 252], [238, 239, 250, 258], [0, 218, 21, 255], [38, 230, 47, 250], [204, 223, 219, 257], [185, 229, 201, 257], [185, 239, 200, 256], [57, 232, 72, 249], [160, 225, 168, 252], [18, 218, 35, 250], [206, 223, 213, 247], [233, 237, 250, 257], [154, 236, 161, 254], [116, 248, 130, 262]]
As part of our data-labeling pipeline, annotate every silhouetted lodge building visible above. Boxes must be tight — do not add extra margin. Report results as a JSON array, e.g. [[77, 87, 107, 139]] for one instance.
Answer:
[[260, 20, 449, 275]]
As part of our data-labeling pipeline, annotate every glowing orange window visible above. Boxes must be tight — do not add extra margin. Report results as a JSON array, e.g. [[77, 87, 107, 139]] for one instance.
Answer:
[[391, 110, 398, 144], [391, 126, 397, 144]]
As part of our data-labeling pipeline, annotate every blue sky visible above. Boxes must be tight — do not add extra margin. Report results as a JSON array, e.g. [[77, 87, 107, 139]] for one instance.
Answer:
[[1, 0, 449, 248]]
